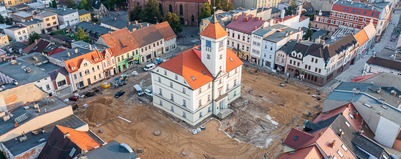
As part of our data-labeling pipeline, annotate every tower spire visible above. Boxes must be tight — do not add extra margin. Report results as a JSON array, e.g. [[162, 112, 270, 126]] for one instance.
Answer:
[[211, 2, 217, 24]]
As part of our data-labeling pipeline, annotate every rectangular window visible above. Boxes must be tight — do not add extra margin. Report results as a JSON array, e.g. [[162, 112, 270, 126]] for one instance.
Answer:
[[207, 54, 210, 59], [170, 82, 173, 88], [159, 88, 162, 95], [170, 93, 174, 101], [183, 99, 186, 107], [199, 99, 202, 106], [182, 87, 186, 94], [208, 94, 211, 102]]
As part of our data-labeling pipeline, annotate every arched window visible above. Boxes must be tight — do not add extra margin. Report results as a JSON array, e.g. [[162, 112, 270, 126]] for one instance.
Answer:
[[169, 4, 173, 13], [191, 15, 194, 22], [159, 3, 163, 15], [179, 4, 183, 16]]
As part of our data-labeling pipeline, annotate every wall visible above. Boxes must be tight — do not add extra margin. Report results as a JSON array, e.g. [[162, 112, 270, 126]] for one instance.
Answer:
[[69, 58, 104, 91], [34, 76, 54, 94], [364, 63, 401, 76], [25, 22, 43, 35], [0, 35, 9, 46], [0, 106, 73, 141], [163, 38, 176, 53], [40, 15, 58, 29], [58, 12, 79, 29], [0, 83, 47, 111], [79, 13, 91, 22], [374, 117, 400, 148], [4, 28, 29, 42], [138, 39, 164, 63]]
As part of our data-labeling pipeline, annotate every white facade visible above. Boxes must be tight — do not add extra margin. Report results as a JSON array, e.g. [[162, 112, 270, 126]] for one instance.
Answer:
[[4, 27, 29, 42], [19, 20, 43, 35], [163, 38, 176, 53], [34, 76, 55, 94], [57, 10, 79, 29], [364, 62, 401, 76], [226, 28, 252, 54]]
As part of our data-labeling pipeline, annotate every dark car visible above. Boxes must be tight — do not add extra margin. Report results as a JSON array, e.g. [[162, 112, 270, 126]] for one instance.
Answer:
[[115, 90, 125, 98], [68, 96, 79, 101]]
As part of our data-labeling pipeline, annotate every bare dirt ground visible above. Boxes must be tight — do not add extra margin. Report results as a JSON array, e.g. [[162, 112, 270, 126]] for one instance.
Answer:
[[74, 66, 323, 159]]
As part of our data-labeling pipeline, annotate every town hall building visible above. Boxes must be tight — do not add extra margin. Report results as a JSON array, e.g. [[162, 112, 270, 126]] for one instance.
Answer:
[[151, 15, 243, 126]]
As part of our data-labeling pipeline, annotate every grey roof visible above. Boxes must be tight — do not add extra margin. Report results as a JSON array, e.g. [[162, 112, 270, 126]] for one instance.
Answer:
[[50, 47, 92, 61], [264, 27, 301, 43], [0, 60, 49, 87], [48, 67, 68, 81], [72, 41, 108, 51], [357, 73, 401, 91], [1, 115, 86, 156], [334, 0, 389, 12], [92, 0, 102, 10], [100, 17, 150, 31], [0, 97, 69, 136], [36, 11, 57, 17], [13, 11, 32, 18], [19, 19, 42, 26], [48, 8, 78, 16], [85, 140, 137, 159], [311, 29, 328, 41], [271, 7, 281, 13], [278, 40, 297, 54], [5, 26, 25, 31], [253, 24, 287, 37], [78, 9, 90, 15], [19, 53, 48, 66], [77, 22, 111, 36]]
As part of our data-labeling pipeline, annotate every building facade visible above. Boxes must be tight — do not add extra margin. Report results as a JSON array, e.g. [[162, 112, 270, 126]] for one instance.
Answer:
[[128, 0, 211, 26], [18, 19, 44, 35], [0, 34, 9, 46], [226, 14, 266, 62], [364, 56, 401, 76], [78, 9, 91, 22], [4, 26, 29, 42], [3, 0, 31, 7], [34, 11, 59, 32], [50, 8, 79, 29], [233, 0, 279, 9], [151, 16, 243, 126]]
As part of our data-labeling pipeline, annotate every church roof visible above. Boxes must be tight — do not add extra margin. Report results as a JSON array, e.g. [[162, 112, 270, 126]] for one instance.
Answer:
[[200, 17, 227, 39]]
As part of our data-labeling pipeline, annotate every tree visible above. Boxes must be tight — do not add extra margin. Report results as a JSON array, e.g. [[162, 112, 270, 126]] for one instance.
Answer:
[[65, 0, 77, 8], [0, 15, 5, 24], [75, 27, 90, 42], [50, 0, 57, 8], [165, 12, 182, 33], [29, 33, 41, 44], [78, 0, 92, 10], [141, 0, 162, 24], [5, 17, 12, 25], [285, 0, 297, 16], [303, 27, 313, 40], [199, 2, 212, 20], [129, 5, 142, 21], [215, 0, 233, 11]]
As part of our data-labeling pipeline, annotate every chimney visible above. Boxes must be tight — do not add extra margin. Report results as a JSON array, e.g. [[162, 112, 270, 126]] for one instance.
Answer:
[[338, 129, 343, 137], [319, 10, 322, 16], [331, 140, 336, 148], [139, 24, 143, 28], [135, 20, 138, 24], [254, 26, 257, 30], [74, 48, 78, 54], [14, 121, 19, 127], [281, 9, 285, 19], [67, 52, 71, 57], [89, 44, 93, 50], [244, 17, 249, 22], [35, 39, 39, 44], [371, 6, 374, 10], [128, 21, 131, 25], [37, 107, 40, 113]]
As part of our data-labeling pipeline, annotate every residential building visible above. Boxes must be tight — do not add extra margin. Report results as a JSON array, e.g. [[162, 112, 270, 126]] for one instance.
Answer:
[[251, 24, 302, 67], [4, 26, 28, 42], [20, 53, 73, 97], [48, 48, 105, 91], [131, 24, 164, 63], [50, 8, 79, 29], [76, 22, 111, 42], [2, 0, 31, 7], [22, 38, 52, 54], [0, 34, 10, 46], [0, 97, 87, 159], [284, 35, 358, 86], [322, 82, 401, 152], [128, 0, 211, 26], [226, 14, 266, 61], [18, 19, 43, 35], [155, 21, 177, 53], [92, 0, 109, 18], [233, 0, 279, 9], [353, 23, 376, 57], [310, 10, 331, 31], [27, 1, 46, 9], [0, 5, 11, 18], [364, 56, 401, 76], [38, 125, 104, 159], [273, 14, 310, 30], [97, 28, 138, 73], [78, 9, 91, 22], [11, 11, 33, 22], [312, 0, 392, 36], [34, 11, 59, 32], [100, 17, 149, 31], [0, 58, 54, 94], [151, 16, 243, 126], [84, 140, 138, 159]]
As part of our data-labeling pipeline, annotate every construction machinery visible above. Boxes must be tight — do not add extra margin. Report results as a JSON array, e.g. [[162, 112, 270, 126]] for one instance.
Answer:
[[112, 74, 128, 88]]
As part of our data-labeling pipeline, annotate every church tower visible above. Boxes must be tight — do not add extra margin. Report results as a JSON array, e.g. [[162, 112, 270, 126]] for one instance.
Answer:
[[199, 9, 228, 77]]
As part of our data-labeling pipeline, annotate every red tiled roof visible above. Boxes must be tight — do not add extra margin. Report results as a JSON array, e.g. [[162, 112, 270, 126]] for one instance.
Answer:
[[283, 128, 315, 149], [158, 46, 242, 90], [313, 103, 363, 131], [332, 4, 380, 18], [99, 28, 139, 56], [65, 50, 104, 73], [200, 21, 227, 39], [351, 73, 380, 83], [226, 14, 265, 34], [57, 125, 101, 151], [155, 21, 177, 41], [48, 47, 66, 56]]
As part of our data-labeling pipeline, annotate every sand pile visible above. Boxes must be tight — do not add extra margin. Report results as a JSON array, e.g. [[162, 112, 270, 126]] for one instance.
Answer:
[[85, 97, 115, 124]]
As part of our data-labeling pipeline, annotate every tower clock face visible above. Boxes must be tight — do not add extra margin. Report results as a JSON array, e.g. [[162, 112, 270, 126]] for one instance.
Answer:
[[206, 40, 211, 48]]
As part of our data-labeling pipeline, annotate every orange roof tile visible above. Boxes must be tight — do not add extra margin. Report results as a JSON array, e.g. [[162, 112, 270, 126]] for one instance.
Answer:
[[99, 28, 139, 56], [56, 125, 101, 151], [64, 49, 104, 73], [200, 22, 228, 39], [155, 21, 177, 41], [158, 46, 242, 90], [158, 48, 213, 89], [354, 29, 369, 45]]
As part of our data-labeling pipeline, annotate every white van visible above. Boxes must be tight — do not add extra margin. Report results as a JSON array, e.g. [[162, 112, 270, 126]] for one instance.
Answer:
[[133, 84, 144, 96]]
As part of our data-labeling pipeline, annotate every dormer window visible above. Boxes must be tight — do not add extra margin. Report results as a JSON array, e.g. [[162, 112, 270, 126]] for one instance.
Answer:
[[291, 51, 296, 57], [297, 53, 302, 59]]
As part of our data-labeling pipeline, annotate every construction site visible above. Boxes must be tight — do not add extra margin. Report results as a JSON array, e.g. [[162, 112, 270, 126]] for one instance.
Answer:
[[74, 66, 323, 159]]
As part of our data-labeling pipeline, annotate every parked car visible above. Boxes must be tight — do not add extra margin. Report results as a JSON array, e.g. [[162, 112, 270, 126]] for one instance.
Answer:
[[133, 84, 144, 96], [68, 96, 79, 101], [143, 63, 156, 71], [145, 89, 153, 96], [114, 90, 125, 98]]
